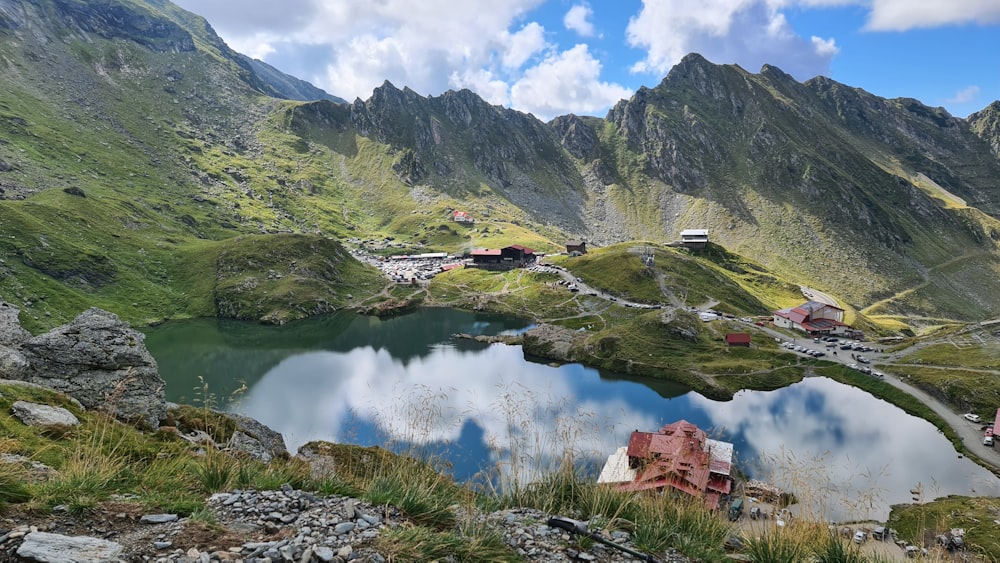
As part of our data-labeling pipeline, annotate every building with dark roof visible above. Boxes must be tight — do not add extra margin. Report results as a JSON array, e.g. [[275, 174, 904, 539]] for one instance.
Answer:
[[565, 240, 587, 255], [471, 245, 536, 269], [773, 301, 846, 336]]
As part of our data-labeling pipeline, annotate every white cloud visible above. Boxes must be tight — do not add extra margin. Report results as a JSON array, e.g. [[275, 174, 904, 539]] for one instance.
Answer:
[[564, 4, 596, 37], [501, 22, 549, 69], [511, 44, 634, 120], [626, 0, 837, 81], [946, 85, 981, 105], [865, 0, 1000, 31]]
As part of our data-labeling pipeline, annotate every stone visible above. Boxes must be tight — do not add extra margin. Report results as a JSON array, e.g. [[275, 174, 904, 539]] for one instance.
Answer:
[[224, 413, 288, 461], [18, 308, 167, 428], [11, 400, 80, 427], [0, 344, 29, 379], [140, 513, 179, 524], [0, 302, 30, 346], [16, 531, 124, 561]]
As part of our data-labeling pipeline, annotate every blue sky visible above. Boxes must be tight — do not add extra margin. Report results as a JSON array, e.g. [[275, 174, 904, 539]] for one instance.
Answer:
[[171, 0, 1000, 121]]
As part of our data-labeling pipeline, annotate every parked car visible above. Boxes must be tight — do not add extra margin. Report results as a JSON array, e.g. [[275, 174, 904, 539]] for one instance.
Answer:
[[872, 526, 889, 541], [853, 530, 867, 544], [856, 356, 870, 364], [965, 413, 982, 423], [984, 435, 994, 447]]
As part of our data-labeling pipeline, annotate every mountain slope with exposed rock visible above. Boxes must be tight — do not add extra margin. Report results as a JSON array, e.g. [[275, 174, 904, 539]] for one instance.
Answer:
[[0, 1, 999, 331]]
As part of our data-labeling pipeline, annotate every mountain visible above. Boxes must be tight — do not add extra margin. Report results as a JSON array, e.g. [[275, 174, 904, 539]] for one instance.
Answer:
[[1, 0, 999, 332]]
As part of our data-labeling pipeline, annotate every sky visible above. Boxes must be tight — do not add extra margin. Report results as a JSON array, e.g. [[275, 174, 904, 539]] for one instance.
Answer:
[[170, 0, 1000, 121]]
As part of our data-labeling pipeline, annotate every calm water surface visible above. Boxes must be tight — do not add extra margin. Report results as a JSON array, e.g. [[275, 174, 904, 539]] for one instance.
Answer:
[[144, 308, 1000, 521]]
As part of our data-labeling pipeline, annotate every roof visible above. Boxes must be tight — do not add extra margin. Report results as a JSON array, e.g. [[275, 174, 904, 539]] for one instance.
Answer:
[[506, 244, 535, 254], [565, 240, 586, 246], [471, 249, 502, 256], [725, 333, 751, 345], [680, 229, 709, 237], [799, 300, 843, 313]]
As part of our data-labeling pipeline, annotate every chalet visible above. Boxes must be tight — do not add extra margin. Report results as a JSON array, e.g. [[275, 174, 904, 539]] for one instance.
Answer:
[[565, 240, 588, 255], [501, 244, 535, 265], [470, 248, 502, 265], [471, 245, 536, 269], [680, 229, 709, 249], [453, 210, 474, 223], [773, 300, 847, 336], [597, 420, 734, 510], [725, 333, 751, 347]]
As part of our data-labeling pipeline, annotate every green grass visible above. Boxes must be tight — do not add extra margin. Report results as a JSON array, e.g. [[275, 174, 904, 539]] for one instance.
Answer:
[[887, 495, 1000, 557]]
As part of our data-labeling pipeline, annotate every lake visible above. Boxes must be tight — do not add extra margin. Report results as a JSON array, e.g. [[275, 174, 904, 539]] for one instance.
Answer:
[[143, 307, 1000, 522]]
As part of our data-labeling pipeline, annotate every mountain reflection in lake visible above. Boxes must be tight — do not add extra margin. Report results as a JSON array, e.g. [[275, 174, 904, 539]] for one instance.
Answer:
[[144, 309, 1000, 522]]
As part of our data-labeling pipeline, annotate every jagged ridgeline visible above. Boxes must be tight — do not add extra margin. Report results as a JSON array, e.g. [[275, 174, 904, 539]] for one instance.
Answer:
[[1, 0, 1000, 332]]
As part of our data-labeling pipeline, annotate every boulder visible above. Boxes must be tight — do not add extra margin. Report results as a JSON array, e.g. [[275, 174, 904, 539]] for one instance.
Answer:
[[18, 308, 166, 428], [11, 400, 80, 427], [16, 531, 124, 562], [225, 412, 288, 462]]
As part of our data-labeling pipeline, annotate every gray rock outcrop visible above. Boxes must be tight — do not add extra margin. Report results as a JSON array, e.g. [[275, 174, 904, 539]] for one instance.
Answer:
[[0, 301, 30, 345], [0, 304, 167, 428]]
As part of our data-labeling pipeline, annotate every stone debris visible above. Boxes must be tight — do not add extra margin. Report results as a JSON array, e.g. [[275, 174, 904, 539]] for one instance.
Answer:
[[0, 486, 695, 562]]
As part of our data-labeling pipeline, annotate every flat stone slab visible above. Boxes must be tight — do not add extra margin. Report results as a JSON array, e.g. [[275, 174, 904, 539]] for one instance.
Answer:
[[16, 531, 124, 562]]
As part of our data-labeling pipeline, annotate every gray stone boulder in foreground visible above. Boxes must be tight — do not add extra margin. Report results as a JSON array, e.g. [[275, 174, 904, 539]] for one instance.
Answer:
[[16, 531, 124, 562], [11, 400, 80, 427], [1, 304, 167, 428]]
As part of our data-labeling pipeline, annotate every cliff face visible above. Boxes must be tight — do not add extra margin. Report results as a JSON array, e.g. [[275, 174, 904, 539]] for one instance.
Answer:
[[2, 1, 1000, 326]]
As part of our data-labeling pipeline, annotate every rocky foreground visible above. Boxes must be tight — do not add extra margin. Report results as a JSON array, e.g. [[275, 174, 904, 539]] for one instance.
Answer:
[[1, 485, 695, 562]]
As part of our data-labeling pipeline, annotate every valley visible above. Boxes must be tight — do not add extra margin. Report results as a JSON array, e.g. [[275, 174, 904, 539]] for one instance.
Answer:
[[1, 0, 1000, 559]]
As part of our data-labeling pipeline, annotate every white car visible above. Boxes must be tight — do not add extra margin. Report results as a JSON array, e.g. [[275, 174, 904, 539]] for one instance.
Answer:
[[964, 413, 982, 423]]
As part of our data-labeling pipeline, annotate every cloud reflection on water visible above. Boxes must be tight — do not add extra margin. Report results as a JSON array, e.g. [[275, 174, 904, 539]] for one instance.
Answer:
[[232, 342, 1000, 521]]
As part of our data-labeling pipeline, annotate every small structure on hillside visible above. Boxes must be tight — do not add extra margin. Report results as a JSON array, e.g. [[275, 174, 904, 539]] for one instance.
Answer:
[[680, 229, 709, 249], [773, 301, 847, 336], [471, 245, 536, 270], [565, 240, 588, 255], [453, 210, 474, 223], [598, 420, 733, 510], [726, 333, 751, 347]]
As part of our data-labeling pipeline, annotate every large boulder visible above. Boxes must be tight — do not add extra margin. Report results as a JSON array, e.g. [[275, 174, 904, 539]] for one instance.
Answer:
[[18, 308, 166, 428]]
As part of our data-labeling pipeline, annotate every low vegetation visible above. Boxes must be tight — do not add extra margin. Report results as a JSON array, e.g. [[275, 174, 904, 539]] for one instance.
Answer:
[[9, 381, 977, 561]]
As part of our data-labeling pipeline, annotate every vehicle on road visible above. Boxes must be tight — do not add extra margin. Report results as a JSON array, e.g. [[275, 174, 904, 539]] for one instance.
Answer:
[[964, 413, 982, 423]]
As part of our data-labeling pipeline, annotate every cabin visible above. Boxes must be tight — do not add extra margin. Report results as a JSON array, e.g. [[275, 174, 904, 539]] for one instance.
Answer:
[[725, 333, 751, 347], [453, 210, 474, 223], [680, 229, 709, 249], [565, 240, 588, 255], [597, 420, 734, 510], [773, 301, 847, 336]]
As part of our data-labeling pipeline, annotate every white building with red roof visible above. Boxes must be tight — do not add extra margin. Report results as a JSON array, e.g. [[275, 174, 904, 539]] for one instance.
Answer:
[[773, 300, 847, 336]]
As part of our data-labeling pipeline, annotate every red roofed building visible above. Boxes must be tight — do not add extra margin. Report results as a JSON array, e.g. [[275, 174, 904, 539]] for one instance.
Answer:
[[773, 300, 846, 336], [453, 210, 474, 223], [471, 248, 503, 265], [726, 333, 751, 347], [597, 420, 734, 510]]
